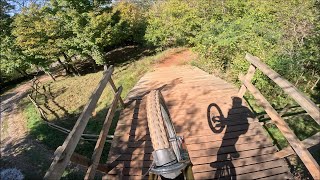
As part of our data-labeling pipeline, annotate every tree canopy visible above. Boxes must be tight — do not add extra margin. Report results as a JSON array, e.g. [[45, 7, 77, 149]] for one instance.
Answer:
[[1, 0, 319, 101]]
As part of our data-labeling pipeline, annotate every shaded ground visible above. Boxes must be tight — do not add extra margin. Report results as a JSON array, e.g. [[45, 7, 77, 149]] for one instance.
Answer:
[[1, 75, 53, 136], [0, 48, 196, 179], [0, 75, 65, 179]]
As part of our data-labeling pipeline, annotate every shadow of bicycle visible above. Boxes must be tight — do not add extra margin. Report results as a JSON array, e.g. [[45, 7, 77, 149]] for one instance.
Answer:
[[207, 97, 253, 179]]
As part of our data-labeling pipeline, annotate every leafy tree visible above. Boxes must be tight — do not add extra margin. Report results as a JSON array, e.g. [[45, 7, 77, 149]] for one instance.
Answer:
[[13, 3, 78, 75], [66, 0, 145, 64], [145, 0, 201, 48], [113, 1, 146, 44], [1, 0, 13, 38], [0, 0, 31, 83], [13, 4, 57, 66]]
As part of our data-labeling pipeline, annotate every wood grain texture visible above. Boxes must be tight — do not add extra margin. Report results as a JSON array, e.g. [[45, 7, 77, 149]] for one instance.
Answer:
[[85, 86, 123, 180], [238, 64, 256, 98], [105, 66, 292, 179]]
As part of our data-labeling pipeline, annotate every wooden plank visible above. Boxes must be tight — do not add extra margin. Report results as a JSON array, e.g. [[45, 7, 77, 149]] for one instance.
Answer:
[[107, 145, 277, 168], [109, 78, 125, 107], [106, 99, 139, 164], [124, 122, 260, 137], [193, 163, 290, 180], [233, 166, 291, 179], [108, 158, 286, 177], [106, 65, 292, 179], [275, 132, 320, 158], [258, 172, 292, 180], [186, 134, 270, 151], [117, 116, 256, 130], [104, 174, 157, 180], [188, 141, 273, 159], [110, 129, 265, 154], [118, 133, 268, 150], [70, 153, 109, 173], [191, 146, 277, 166], [127, 88, 237, 101], [193, 158, 284, 174], [238, 64, 256, 98], [116, 116, 257, 135], [185, 129, 265, 144], [246, 53, 320, 125], [85, 86, 122, 180], [109, 138, 273, 158], [241, 78, 320, 180], [44, 66, 114, 180], [112, 123, 265, 144]]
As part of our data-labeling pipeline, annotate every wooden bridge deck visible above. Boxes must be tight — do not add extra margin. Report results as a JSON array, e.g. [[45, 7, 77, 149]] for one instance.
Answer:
[[105, 66, 292, 179]]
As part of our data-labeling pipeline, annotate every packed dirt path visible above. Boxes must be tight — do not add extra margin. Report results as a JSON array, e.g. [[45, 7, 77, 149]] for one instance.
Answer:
[[1, 75, 53, 142], [0, 75, 56, 178], [156, 49, 196, 68]]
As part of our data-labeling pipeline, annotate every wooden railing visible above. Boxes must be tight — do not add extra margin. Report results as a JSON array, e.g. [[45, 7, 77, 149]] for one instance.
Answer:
[[44, 65, 124, 180], [239, 53, 320, 180]]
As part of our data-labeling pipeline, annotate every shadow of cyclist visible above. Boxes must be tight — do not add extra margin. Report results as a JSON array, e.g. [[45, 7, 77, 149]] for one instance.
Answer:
[[207, 97, 252, 179]]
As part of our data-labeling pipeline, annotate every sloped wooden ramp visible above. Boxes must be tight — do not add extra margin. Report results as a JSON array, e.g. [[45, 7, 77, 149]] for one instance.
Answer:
[[105, 66, 292, 179]]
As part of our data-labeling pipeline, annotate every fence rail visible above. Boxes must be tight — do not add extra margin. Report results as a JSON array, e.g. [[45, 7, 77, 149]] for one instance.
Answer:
[[239, 53, 320, 180], [44, 65, 123, 180]]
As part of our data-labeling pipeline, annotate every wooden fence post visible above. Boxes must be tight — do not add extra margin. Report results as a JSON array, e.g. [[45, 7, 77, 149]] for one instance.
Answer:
[[109, 78, 125, 107], [44, 66, 114, 180], [85, 86, 123, 180], [238, 64, 256, 98], [241, 78, 320, 180], [245, 53, 320, 125]]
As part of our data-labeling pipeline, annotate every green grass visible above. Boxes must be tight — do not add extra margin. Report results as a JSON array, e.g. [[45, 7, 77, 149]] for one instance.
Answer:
[[18, 48, 183, 178]]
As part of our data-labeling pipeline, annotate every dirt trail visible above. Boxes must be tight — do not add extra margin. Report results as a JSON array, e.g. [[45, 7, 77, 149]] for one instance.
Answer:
[[0, 75, 54, 178], [156, 49, 197, 68]]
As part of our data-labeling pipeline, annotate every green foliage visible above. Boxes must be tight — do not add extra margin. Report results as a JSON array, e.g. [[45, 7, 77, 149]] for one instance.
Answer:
[[0, 35, 31, 78], [146, 0, 319, 106], [0, 0, 32, 82], [49, 0, 146, 64], [3, 0, 147, 78], [0, 0, 13, 38], [145, 0, 201, 48], [12, 3, 59, 66], [113, 1, 146, 44]]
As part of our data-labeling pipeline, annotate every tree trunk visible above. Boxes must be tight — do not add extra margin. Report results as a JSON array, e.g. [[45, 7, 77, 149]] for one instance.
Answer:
[[62, 52, 79, 76], [57, 58, 71, 75], [73, 56, 82, 76], [91, 57, 97, 72]]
